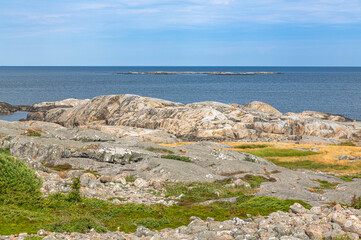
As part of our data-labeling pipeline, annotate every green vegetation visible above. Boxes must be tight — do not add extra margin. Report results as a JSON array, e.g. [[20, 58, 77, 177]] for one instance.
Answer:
[[338, 173, 361, 182], [27, 132, 42, 137], [243, 148, 319, 158], [244, 157, 256, 163], [0, 148, 42, 205], [241, 174, 276, 188], [125, 175, 136, 183], [164, 179, 249, 204], [268, 158, 351, 171], [313, 179, 338, 190], [334, 141, 357, 147], [235, 144, 270, 149], [161, 154, 191, 162], [351, 195, 361, 209], [0, 149, 310, 235], [147, 147, 174, 154]]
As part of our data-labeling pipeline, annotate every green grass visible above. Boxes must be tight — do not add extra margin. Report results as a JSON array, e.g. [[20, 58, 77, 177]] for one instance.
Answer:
[[125, 175, 136, 183], [351, 195, 361, 209], [147, 147, 174, 154], [312, 179, 338, 190], [164, 179, 248, 204], [241, 174, 276, 188], [235, 144, 270, 149], [268, 158, 351, 171], [338, 173, 361, 182], [243, 148, 320, 158], [27, 132, 41, 137], [161, 154, 191, 162], [0, 149, 311, 235], [333, 141, 357, 147], [244, 157, 256, 163]]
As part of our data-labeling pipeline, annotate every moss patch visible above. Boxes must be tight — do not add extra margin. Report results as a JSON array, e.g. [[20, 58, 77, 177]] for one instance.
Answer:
[[147, 147, 174, 154], [161, 154, 191, 162]]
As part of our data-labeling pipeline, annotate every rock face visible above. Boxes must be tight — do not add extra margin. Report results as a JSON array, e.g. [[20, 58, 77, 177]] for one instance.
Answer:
[[1, 120, 361, 206], [27, 94, 361, 141], [0, 102, 18, 115]]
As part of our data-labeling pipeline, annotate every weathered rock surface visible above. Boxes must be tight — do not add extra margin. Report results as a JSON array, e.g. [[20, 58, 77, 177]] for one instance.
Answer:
[[1, 120, 361, 206], [26, 94, 361, 142], [2, 204, 361, 239]]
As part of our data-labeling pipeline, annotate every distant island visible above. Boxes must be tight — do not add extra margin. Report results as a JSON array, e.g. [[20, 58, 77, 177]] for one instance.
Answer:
[[116, 71, 282, 75]]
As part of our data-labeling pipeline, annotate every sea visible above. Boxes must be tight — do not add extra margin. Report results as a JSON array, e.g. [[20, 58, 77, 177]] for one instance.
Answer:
[[0, 66, 360, 121]]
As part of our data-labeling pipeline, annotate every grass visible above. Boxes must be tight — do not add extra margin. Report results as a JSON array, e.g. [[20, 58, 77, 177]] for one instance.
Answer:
[[351, 195, 361, 209], [313, 179, 338, 190], [338, 173, 361, 182], [241, 174, 276, 188], [147, 147, 174, 154], [0, 148, 311, 235], [334, 142, 357, 147], [244, 157, 256, 163], [234, 144, 270, 149], [27, 132, 42, 137], [125, 175, 136, 183], [212, 141, 361, 175], [161, 154, 191, 162], [22, 129, 43, 137], [268, 158, 352, 171], [243, 148, 320, 158]]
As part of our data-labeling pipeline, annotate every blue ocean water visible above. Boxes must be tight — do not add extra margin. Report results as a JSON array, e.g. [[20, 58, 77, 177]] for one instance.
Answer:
[[0, 66, 360, 121]]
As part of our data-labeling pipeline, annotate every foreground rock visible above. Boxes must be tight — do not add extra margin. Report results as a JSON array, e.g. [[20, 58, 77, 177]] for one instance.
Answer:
[[26, 94, 361, 142], [2, 204, 361, 239], [1, 120, 361, 206]]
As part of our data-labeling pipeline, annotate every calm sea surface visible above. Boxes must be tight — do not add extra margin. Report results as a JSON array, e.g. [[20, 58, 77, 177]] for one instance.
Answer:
[[0, 67, 360, 121]]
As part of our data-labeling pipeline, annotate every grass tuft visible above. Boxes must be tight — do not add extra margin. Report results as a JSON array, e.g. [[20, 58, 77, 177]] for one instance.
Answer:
[[161, 154, 191, 162], [147, 147, 174, 154], [235, 144, 270, 149]]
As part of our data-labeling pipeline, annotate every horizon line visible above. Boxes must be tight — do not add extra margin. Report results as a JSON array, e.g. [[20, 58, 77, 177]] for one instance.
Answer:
[[1, 65, 361, 67]]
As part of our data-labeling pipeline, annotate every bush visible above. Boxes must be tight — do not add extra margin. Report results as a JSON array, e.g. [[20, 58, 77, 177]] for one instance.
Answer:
[[0, 149, 42, 205]]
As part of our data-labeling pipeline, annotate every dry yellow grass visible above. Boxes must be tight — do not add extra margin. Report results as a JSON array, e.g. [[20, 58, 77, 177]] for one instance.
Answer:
[[222, 142, 361, 174], [159, 141, 361, 174]]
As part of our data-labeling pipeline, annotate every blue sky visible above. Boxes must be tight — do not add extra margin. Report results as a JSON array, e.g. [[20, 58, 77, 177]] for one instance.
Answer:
[[1, 0, 361, 66]]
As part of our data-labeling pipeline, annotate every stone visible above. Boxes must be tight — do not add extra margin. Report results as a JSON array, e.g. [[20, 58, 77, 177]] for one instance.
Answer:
[[290, 203, 310, 214], [100, 175, 112, 183], [134, 178, 149, 188], [37, 229, 48, 236]]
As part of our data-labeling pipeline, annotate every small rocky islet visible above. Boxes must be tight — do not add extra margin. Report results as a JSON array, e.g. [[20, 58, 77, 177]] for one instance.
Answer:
[[1, 94, 361, 239]]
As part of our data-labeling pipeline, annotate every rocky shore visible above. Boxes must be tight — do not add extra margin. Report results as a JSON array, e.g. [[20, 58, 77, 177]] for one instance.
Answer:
[[2, 204, 361, 239], [1, 94, 361, 239], [2, 94, 359, 142]]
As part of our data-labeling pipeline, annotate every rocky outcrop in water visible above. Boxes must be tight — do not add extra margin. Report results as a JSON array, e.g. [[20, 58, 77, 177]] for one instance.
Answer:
[[116, 71, 282, 75], [26, 94, 361, 142], [0, 102, 18, 115]]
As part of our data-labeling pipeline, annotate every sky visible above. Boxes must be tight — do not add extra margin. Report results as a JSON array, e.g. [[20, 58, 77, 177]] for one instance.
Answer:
[[1, 0, 361, 66]]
